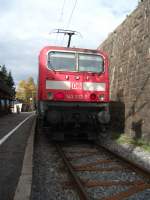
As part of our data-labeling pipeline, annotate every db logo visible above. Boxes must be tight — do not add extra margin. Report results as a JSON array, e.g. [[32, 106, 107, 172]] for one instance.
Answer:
[[71, 82, 82, 89]]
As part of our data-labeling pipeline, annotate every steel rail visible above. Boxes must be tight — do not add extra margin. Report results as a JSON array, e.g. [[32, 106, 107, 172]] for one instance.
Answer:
[[55, 144, 91, 200], [55, 141, 150, 200]]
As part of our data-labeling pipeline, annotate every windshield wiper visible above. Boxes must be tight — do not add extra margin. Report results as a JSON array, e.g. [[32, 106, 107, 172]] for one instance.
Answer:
[[48, 61, 56, 73]]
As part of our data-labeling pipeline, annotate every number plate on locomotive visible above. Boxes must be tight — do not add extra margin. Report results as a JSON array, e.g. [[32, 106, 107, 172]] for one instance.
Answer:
[[71, 82, 82, 90]]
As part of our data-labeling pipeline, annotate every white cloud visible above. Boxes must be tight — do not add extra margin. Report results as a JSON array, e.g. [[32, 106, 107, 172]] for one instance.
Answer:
[[0, 0, 138, 85]]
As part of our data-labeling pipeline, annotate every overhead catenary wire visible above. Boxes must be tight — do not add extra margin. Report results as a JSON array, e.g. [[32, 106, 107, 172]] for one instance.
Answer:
[[61, 0, 78, 46], [54, 0, 66, 45], [59, 0, 66, 22], [66, 0, 77, 28]]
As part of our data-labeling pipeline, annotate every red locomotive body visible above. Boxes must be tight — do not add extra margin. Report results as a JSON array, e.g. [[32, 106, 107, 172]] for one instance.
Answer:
[[37, 46, 110, 139]]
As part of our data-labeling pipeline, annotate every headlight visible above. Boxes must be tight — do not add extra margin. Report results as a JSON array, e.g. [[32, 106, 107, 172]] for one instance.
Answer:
[[47, 92, 53, 100], [99, 94, 105, 101]]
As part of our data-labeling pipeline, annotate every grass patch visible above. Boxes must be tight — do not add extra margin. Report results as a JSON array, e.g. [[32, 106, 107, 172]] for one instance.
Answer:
[[111, 133, 150, 153]]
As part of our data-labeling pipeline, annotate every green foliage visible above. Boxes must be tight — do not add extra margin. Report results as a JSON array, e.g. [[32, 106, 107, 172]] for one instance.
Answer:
[[7, 71, 15, 88], [1, 65, 7, 79], [16, 77, 36, 103], [130, 138, 150, 152], [112, 133, 150, 152], [0, 65, 15, 96]]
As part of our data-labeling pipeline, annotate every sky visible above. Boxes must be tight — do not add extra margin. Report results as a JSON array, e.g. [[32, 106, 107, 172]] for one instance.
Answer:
[[0, 0, 139, 86]]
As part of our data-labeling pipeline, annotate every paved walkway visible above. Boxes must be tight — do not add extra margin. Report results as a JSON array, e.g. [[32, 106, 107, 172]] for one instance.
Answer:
[[0, 112, 34, 139], [0, 112, 35, 200]]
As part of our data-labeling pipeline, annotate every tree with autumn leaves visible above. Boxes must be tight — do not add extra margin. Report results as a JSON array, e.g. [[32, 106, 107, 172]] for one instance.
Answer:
[[16, 77, 36, 104]]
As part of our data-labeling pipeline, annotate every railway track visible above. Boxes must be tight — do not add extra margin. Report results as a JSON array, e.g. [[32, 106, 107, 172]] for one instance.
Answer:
[[55, 142, 150, 200]]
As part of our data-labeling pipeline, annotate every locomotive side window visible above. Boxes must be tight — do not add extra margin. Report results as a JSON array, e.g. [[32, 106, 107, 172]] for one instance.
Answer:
[[78, 54, 104, 73], [48, 51, 76, 71]]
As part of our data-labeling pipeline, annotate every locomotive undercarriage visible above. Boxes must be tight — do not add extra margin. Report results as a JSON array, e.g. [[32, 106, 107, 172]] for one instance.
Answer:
[[38, 101, 110, 140]]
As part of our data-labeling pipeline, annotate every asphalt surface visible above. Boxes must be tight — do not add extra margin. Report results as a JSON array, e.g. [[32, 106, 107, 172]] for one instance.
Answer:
[[0, 113, 31, 139], [0, 112, 35, 200]]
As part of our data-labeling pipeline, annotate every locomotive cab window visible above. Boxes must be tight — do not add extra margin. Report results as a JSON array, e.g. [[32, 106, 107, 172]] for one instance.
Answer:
[[48, 51, 76, 71], [78, 54, 104, 73]]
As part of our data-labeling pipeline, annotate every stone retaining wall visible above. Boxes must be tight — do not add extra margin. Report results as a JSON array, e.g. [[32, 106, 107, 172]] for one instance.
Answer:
[[98, 0, 150, 140]]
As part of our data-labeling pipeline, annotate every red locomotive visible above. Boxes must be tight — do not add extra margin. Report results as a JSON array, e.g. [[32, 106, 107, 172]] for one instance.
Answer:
[[37, 46, 110, 140]]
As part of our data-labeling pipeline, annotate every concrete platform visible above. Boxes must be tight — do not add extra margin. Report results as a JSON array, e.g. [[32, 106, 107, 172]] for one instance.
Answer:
[[14, 117, 36, 200], [0, 112, 36, 200]]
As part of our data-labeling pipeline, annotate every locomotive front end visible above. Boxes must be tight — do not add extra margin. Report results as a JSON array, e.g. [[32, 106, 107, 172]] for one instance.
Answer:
[[37, 46, 110, 139]]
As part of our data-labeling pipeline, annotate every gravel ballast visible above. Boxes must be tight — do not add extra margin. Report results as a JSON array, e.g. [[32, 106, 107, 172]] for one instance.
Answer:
[[98, 136, 150, 173], [31, 129, 150, 200], [31, 129, 80, 200]]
